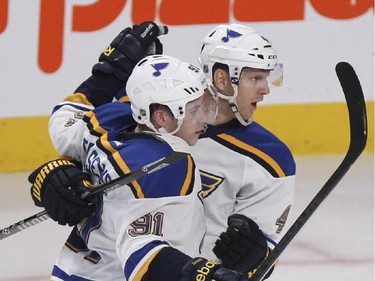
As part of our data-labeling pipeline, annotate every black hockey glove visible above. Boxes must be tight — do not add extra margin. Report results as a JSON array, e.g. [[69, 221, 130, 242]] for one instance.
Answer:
[[29, 159, 96, 226], [213, 214, 273, 279], [92, 21, 166, 82], [180, 257, 246, 281]]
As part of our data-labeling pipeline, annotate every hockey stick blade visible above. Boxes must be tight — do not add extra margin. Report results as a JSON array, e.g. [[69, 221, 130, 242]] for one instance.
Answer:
[[250, 62, 367, 281], [0, 151, 188, 240]]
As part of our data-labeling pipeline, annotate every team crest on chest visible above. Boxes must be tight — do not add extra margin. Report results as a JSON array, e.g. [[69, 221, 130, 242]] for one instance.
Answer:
[[199, 170, 224, 198]]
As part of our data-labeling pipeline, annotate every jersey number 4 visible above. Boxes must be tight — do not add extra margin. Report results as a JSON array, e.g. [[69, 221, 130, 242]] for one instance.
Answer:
[[275, 205, 291, 234]]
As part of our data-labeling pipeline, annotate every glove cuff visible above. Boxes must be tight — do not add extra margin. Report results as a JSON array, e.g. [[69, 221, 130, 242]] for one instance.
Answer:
[[181, 257, 221, 281], [29, 159, 76, 206]]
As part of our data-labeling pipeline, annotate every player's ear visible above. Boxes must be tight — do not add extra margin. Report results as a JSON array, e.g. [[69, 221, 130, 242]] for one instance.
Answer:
[[151, 109, 164, 129], [213, 68, 230, 92], [151, 108, 170, 129]]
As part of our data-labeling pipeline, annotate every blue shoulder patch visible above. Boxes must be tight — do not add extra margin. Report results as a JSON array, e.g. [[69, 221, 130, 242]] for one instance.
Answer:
[[89, 102, 136, 132], [109, 136, 195, 198]]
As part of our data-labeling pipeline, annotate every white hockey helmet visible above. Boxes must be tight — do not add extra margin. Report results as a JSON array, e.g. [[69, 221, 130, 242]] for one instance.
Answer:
[[126, 55, 209, 132], [198, 24, 282, 86]]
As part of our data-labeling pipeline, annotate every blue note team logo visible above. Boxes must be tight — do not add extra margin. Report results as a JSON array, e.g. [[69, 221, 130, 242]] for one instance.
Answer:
[[151, 62, 169, 76], [221, 29, 242, 43]]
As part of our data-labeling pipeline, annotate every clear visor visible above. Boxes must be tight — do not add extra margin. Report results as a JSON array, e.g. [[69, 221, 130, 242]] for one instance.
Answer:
[[268, 63, 283, 87]]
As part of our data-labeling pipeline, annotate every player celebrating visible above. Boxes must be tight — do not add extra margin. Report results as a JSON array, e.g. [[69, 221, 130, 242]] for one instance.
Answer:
[[29, 22, 295, 279], [30, 54, 250, 281], [113, 24, 295, 278], [191, 24, 296, 278]]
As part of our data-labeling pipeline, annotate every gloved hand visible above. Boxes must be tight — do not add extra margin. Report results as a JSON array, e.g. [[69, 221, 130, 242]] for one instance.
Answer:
[[213, 214, 271, 278], [180, 257, 246, 281], [29, 159, 96, 226], [92, 21, 167, 82]]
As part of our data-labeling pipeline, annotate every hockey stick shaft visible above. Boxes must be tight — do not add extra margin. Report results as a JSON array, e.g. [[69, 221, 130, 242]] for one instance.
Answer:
[[250, 62, 368, 281], [0, 151, 188, 240]]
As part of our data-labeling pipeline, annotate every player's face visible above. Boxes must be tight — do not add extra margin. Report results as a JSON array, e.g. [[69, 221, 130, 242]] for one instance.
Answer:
[[175, 91, 217, 145], [236, 68, 270, 122]]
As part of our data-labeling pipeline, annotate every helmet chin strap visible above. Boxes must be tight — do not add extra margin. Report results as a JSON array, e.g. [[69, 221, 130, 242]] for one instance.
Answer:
[[229, 85, 253, 126], [146, 118, 183, 135], [209, 78, 253, 126]]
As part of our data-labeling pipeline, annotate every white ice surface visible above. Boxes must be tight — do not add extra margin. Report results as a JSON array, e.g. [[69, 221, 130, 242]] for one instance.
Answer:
[[0, 153, 373, 281]]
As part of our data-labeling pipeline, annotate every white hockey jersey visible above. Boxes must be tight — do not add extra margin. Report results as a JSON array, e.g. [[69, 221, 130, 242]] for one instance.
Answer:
[[191, 120, 296, 259], [48, 95, 206, 280]]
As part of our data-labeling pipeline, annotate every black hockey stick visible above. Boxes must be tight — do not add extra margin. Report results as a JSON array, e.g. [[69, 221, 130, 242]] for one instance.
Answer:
[[250, 62, 368, 281], [0, 150, 188, 240]]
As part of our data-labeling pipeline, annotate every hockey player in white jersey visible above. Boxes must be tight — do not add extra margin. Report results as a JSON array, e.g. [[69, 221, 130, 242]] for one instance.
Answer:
[[191, 24, 296, 278], [29, 22, 295, 279], [30, 54, 252, 280]]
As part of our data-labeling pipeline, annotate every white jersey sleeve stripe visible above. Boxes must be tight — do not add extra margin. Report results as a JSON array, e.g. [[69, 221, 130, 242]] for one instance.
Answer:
[[216, 133, 286, 177]]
